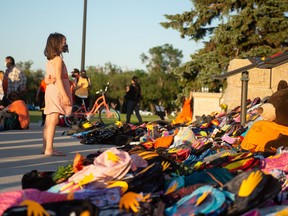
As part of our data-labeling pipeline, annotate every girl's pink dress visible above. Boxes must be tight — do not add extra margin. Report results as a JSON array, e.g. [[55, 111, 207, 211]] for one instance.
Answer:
[[44, 60, 72, 115]]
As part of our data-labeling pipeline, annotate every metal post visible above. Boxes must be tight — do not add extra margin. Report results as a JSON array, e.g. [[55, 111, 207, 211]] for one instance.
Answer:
[[240, 71, 249, 125], [81, 0, 88, 71]]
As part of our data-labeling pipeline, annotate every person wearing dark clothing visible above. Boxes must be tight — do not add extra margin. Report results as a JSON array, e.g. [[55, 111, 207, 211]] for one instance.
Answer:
[[125, 76, 142, 124], [36, 79, 47, 126]]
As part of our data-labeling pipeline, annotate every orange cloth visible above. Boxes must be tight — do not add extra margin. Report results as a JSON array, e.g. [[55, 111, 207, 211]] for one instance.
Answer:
[[172, 99, 192, 124], [7, 100, 30, 129], [241, 120, 288, 152], [39, 79, 47, 92], [153, 135, 174, 149]]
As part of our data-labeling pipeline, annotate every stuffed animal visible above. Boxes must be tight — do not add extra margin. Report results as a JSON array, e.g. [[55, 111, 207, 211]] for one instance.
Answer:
[[241, 80, 288, 153]]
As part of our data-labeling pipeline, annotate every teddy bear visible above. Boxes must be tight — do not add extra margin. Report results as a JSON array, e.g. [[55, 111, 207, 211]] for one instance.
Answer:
[[240, 80, 288, 154]]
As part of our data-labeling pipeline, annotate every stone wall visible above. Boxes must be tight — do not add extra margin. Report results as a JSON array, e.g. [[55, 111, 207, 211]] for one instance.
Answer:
[[191, 59, 288, 118], [192, 92, 223, 120], [222, 59, 288, 109]]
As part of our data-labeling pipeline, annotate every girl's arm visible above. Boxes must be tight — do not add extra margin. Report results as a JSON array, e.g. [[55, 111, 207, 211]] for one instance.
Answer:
[[54, 56, 70, 106]]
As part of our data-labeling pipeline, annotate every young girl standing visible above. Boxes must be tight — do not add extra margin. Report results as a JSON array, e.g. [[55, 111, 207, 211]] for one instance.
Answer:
[[43, 33, 72, 156]]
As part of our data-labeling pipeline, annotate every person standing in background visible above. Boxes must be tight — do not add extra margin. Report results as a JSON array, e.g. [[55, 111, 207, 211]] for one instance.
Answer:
[[71, 68, 80, 85], [125, 76, 142, 124], [42, 32, 72, 156], [3, 56, 27, 106], [70, 68, 80, 103], [36, 79, 47, 126], [74, 69, 91, 110], [0, 71, 4, 107]]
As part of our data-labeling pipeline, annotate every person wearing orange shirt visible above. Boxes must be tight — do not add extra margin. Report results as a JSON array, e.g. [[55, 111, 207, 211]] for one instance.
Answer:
[[0, 91, 30, 130]]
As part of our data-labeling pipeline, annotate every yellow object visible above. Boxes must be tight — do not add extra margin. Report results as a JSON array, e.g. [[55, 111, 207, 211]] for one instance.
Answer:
[[135, 163, 155, 177], [142, 193, 151, 202], [107, 180, 129, 194], [164, 182, 178, 195], [224, 158, 252, 171], [78, 173, 94, 187], [137, 151, 155, 157], [199, 131, 207, 136], [80, 210, 90, 216], [20, 200, 49, 216], [220, 103, 228, 111], [193, 161, 203, 169], [238, 170, 263, 197], [107, 151, 121, 162], [146, 123, 155, 131], [196, 191, 211, 206], [275, 208, 288, 216], [161, 161, 170, 171], [167, 148, 178, 153], [138, 151, 159, 160], [119, 192, 143, 212], [60, 181, 75, 192], [82, 122, 92, 129], [220, 152, 234, 157], [115, 121, 123, 127]]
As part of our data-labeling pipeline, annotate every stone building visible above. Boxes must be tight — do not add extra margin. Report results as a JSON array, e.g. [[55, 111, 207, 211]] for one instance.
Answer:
[[192, 52, 288, 120], [223, 58, 288, 109]]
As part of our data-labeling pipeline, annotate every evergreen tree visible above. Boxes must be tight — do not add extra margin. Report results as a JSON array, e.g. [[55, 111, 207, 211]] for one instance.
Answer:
[[161, 0, 288, 91]]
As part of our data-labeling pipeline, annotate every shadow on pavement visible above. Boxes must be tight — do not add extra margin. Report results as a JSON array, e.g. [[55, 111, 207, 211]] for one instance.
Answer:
[[0, 123, 115, 192]]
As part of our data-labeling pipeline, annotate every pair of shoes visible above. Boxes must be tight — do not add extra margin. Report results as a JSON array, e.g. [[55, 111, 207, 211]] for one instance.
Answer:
[[44, 150, 66, 157]]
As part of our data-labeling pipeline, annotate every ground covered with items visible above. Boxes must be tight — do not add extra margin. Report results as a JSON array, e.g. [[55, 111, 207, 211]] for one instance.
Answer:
[[1, 97, 288, 216]]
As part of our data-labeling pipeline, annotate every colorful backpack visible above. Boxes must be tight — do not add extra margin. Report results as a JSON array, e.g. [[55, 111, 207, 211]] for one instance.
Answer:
[[223, 168, 282, 215]]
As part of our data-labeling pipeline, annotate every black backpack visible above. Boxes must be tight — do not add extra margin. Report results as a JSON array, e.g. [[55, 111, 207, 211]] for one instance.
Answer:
[[223, 168, 282, 215]]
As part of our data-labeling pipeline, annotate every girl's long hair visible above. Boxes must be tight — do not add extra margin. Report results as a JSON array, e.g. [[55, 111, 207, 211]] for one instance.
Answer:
[[44, 33, 65, 60]]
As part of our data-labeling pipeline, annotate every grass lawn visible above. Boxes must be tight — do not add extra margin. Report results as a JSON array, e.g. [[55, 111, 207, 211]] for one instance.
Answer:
[[29, 111, 172, 124]]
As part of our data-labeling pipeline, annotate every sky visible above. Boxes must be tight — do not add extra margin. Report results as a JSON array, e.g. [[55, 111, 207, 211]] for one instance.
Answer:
[[1, 0, 202, 72]]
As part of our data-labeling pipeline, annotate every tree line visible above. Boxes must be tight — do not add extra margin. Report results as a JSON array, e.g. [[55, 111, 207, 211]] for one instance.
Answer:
[[18, 1, 288, 113], [19, 44, 186, 114], [161, 0, 288, 92]]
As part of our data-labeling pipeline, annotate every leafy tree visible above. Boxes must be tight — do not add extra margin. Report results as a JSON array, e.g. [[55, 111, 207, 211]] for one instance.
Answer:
[[161, 0, 288, 91], [140, 44, 183, 74], [17, 61, 44, 104], [140, 44, 183, 109], [103, 62, 123, 75]]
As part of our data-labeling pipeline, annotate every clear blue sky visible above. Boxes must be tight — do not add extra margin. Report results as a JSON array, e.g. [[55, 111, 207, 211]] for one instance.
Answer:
[[1, 0, 202, 72]]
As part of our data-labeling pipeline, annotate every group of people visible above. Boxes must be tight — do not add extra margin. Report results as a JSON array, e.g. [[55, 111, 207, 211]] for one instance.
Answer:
[[36, 67, 92, 127], [1, 32, 190, 158], [0, 56, 30, 131]]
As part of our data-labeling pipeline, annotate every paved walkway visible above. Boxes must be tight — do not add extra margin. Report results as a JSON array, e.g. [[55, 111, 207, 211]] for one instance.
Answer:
[[0, 123, 114, 192]]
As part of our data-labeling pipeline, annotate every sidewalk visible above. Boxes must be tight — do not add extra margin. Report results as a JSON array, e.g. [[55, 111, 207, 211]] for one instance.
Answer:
[[0, 123, 114, 192]]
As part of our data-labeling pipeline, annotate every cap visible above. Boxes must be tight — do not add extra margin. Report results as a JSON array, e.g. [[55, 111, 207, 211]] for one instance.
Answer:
[[71, 68, 80, 74]]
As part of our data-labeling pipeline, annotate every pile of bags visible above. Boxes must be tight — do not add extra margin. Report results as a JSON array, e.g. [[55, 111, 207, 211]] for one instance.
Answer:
[[1, 97, 288, 216]]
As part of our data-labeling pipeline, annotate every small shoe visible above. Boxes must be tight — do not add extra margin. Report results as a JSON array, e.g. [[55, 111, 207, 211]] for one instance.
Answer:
[[44, 150, 66, 157]]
